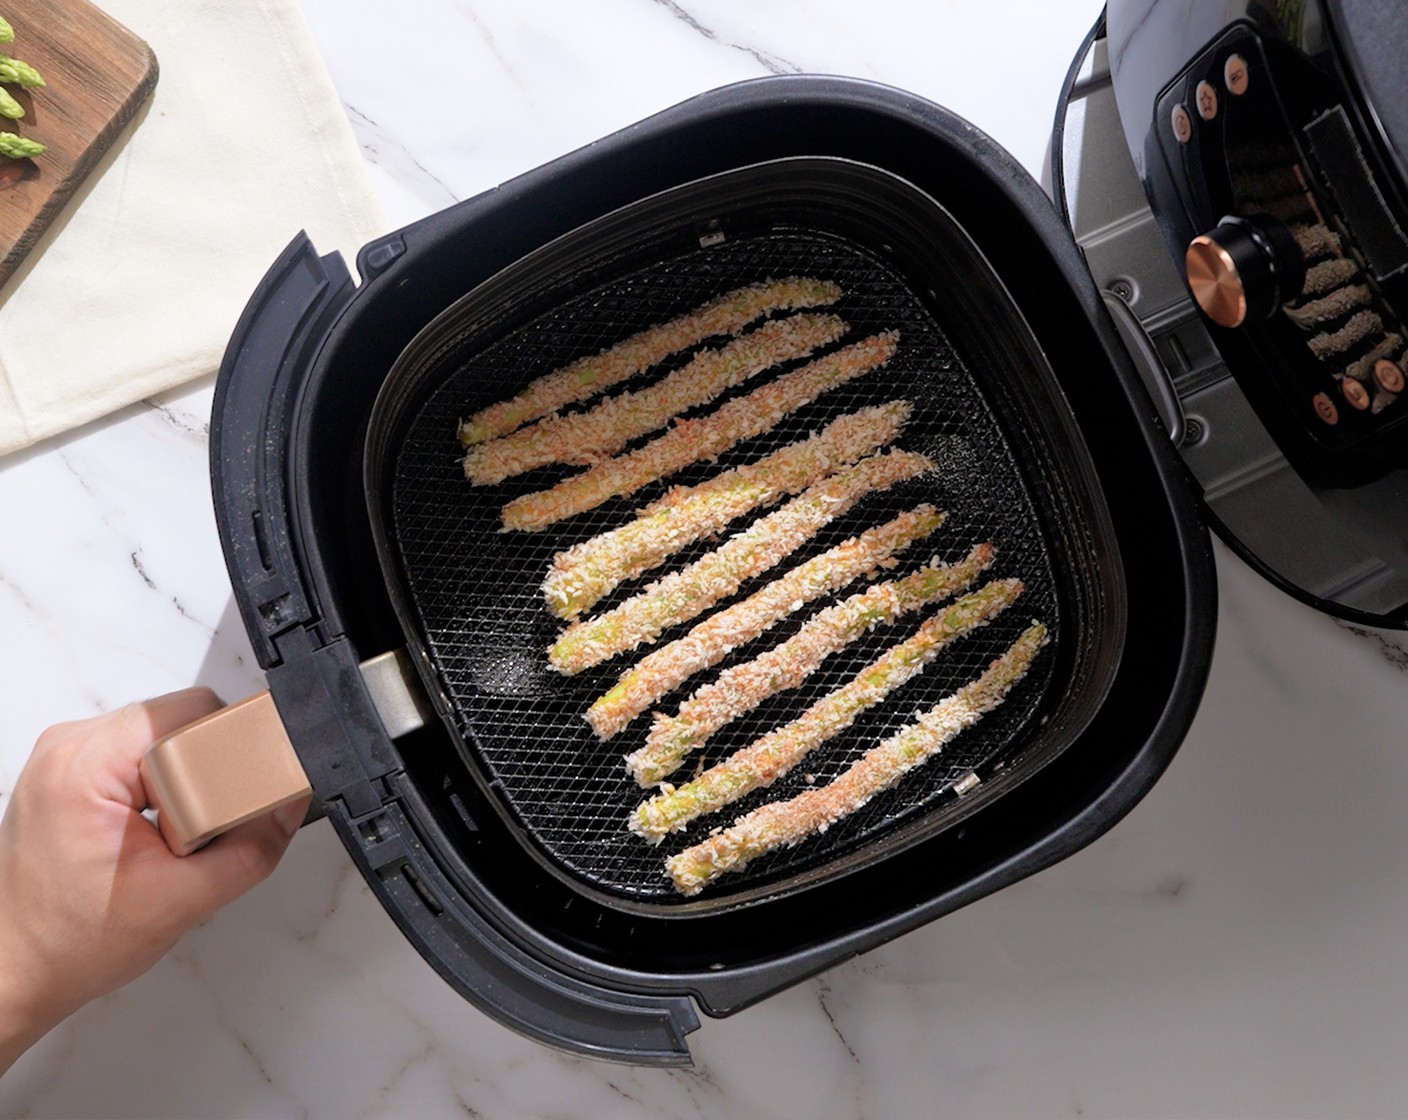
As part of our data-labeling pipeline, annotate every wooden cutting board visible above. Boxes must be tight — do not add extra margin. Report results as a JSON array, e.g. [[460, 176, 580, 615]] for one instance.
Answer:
[[0, 0, 156, 287]]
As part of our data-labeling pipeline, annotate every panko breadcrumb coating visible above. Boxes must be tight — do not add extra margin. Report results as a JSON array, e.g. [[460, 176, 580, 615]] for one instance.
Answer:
[[1284, 285, 1372, 329], [547, 448, 932, 674], [1308, 310, 1382, 360], [587, 505, 946, 741], [459, 277, 843, 446], [628, 542, 996, 785], [665, 621, 1049, 894], [544, 402, 911, 620], [1301, 258, 1359, 297], [463, 313, 847, 485], [630, 578, 1023, 843], [500, 331, 899, 531]]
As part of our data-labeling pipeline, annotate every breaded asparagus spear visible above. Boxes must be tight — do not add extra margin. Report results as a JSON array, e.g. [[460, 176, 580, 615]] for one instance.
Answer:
[[588, 504, 946, 742], [464, 313, 847, 485], [630, 543, 996, 786], [548, 448, 931, 674], [501, 331, 898, 531], [459, 277, 843, 446], [665, 621, 1049, 894], [544, 402, 910, 619], [630, 579, 1022, 842]]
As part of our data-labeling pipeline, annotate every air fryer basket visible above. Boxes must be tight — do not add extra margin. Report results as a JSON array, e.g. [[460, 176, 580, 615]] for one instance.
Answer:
[[364, 157, 1127, 913]]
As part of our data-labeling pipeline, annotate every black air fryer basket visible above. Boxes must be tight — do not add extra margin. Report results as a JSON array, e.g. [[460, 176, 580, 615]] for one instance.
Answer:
[[366, 156, 1126, 913], [210, 77, 1216, 1064]]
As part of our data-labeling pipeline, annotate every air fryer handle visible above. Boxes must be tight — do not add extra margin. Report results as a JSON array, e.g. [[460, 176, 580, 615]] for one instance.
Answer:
[[140, 650, 433, 856], [139, 692, 312, 856]]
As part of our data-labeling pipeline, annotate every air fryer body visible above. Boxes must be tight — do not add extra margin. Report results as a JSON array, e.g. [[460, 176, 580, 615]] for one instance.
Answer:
[[213, 76, 1216, 1065]]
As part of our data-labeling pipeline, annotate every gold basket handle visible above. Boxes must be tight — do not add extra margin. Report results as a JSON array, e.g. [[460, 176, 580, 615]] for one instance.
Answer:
[[139, 691, 311, 856]]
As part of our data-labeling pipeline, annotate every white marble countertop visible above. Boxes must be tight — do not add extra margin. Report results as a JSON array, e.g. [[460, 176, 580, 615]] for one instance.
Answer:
[[5, 0, 1408, 1116]]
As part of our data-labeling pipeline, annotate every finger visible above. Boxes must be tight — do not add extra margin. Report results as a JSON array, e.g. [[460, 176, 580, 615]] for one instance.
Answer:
[[162, 795, 309, 922], [81, 688, 225, 808]]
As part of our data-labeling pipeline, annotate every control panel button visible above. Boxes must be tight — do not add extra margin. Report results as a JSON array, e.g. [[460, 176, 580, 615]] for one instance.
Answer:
[[1195, 80, 1219, 121], [1186, 216, 1305, 328], [1373, 358, 1406, 393], [1312, 393, 1339, 425], [1224, 54, 1249, 95], [1342, 378, 1371, 410], [1171, 103, 1193, 144]]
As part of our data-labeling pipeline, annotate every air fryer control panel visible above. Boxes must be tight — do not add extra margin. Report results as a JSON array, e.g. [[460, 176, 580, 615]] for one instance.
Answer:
[[1072, 3, 1408, 623], [1152, 22, 1408, 458]]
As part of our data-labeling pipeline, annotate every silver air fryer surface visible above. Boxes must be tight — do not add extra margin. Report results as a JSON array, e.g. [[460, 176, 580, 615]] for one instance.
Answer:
[[377, 160, 1120, 910], [1066, 16, 1408, 620]]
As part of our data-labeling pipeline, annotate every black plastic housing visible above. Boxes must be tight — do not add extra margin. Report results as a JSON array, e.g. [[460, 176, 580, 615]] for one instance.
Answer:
[[210, 76, 1217, 1065]]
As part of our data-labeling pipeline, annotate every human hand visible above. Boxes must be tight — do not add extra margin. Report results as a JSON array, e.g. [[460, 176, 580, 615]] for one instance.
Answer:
[[0, 688, 309, 1073]]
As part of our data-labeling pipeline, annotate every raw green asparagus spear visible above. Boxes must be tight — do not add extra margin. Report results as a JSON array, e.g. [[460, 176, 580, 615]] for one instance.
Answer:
[[0, 17, 14, 44], [0, 56, 43, 88], [0, 85, 21, 119], [0, 131, 43, 158]]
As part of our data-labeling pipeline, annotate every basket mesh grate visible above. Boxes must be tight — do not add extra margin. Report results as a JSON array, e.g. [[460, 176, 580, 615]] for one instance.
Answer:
[[391, 231, 1059, 905]]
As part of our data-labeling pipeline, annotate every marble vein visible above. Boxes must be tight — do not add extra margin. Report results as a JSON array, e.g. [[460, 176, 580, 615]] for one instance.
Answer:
[[164, 946, 315, 1118], [661, 1065, 719, 1115], [128, 549, 156, 590], [451, 1088, 487, 1118], [814, 977, 861, 1067], [650, 0, 802, 74], [1341, 622, 1408, 669], [0, 564, 36, 613], [141, 397, 209, 440], [344, 102, 462, 209], [451, 0, 540, 100]]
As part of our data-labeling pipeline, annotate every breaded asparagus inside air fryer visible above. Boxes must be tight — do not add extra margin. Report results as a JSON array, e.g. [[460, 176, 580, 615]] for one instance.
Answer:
[[630, 578, 1023, 843], [625, 543, 997, 787], [458, 276, 843, 446], [544, 402, 912, 620], [463, 312, 848, 485], [500, 331, 899, 531], [665, 621, 1049, 895], [547, 448, 933, 674], [588, 504, 946, 742]]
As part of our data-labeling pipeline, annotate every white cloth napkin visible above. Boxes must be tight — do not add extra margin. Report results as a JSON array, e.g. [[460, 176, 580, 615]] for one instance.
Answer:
[[0, 0, 386, 455]]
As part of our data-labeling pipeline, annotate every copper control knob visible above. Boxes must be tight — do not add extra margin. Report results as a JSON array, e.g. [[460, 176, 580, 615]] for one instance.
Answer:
[[1186, 215, 1306, 328]]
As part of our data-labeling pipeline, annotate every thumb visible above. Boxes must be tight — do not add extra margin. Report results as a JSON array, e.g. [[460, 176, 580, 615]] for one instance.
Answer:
[[164, 796, 309, 923]]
